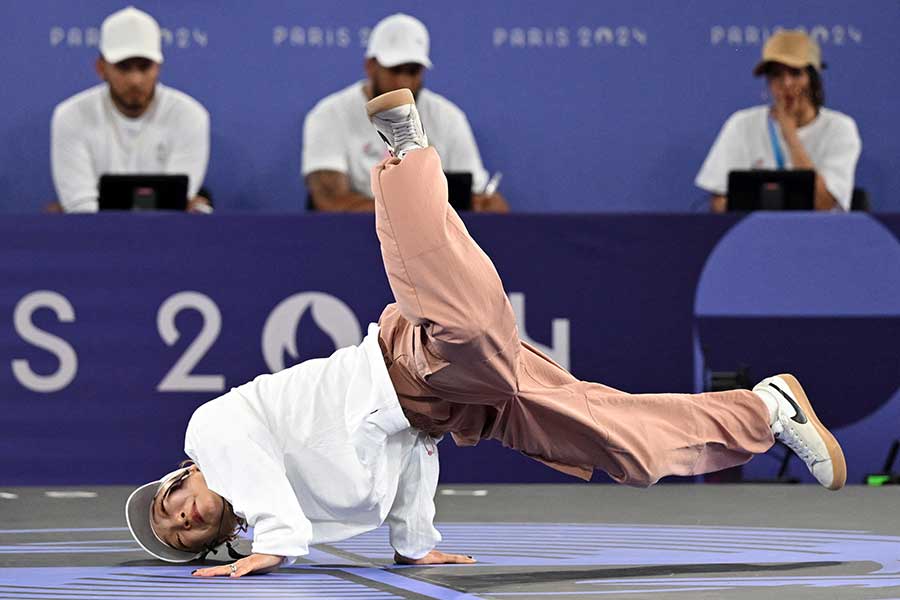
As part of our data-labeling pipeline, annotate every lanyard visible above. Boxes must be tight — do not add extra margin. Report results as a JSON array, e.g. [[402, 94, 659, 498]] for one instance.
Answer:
[[767, 118, 786, 170]]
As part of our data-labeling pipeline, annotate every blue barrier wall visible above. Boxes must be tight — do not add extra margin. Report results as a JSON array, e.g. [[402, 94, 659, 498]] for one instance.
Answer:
[[0, 1, 897, 213], [0, 213, 897, 485]]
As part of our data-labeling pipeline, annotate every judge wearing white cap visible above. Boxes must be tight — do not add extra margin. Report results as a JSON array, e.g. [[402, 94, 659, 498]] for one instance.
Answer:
[[51, 6, 211, 213], [302, 13, 508, 213]]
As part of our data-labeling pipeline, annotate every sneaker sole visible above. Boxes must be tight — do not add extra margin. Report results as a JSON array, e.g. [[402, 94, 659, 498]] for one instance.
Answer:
[[366, 88, 415, 119], [779, 373, 847, 490]]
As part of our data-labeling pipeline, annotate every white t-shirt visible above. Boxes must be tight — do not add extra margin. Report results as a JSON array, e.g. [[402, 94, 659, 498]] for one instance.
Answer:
[[184, 324, 441, 563], [51, 83, 210, 212], [302, 81, 489, 196], [695, 105, 861, 211]]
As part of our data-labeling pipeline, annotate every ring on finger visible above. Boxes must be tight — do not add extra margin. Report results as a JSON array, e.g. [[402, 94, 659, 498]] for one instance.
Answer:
[[229, 563, 237, 574]]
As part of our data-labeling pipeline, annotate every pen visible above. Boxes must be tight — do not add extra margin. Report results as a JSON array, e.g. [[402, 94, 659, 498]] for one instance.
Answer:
[[483, 172, 503, 196]]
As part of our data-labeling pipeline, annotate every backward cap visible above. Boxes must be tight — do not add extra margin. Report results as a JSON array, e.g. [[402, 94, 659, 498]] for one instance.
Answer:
[[125, 468, 200, 563]]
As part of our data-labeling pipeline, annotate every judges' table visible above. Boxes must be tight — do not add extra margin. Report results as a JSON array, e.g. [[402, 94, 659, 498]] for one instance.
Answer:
[[1, 213, 897, 484]]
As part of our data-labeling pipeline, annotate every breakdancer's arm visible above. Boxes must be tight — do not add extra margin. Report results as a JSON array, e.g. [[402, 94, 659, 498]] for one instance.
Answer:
[[194, 553, 284, 578], [184, 404, 313, 576], [386, 435, 476, 564], [188, 434, 310, 577], [395, 549, 476, 565]]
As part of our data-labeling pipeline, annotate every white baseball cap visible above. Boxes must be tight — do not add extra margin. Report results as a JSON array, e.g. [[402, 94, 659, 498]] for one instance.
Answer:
[[366, 14, 432, 69], [100, 6, 164, 64]]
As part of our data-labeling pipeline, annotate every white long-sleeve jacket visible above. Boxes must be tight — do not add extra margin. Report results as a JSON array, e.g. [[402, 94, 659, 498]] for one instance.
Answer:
[[184, 324, 441, 563]]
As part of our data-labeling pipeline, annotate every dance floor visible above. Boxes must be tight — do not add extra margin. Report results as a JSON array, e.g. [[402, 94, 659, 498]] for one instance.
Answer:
[[1, 484, 898, 599]]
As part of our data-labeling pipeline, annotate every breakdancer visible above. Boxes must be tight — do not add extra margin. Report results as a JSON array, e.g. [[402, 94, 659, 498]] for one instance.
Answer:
[[126, 89, 846, 578]]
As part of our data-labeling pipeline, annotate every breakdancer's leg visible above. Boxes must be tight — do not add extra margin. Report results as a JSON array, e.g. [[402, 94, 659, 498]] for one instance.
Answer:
[[368, 89, 519, 408], [366, 89, 846, 491]]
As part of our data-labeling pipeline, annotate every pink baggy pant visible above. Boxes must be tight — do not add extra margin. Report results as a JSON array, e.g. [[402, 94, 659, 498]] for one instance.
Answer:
[[372, 148, 774, 486]]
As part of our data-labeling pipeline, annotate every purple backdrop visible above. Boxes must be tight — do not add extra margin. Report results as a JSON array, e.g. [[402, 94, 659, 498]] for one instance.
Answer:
[[0, 213, 896, 485]]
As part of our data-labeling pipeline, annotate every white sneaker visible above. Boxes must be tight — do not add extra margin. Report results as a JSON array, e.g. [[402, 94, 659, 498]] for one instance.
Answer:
[[365, 88, 428, 159], [754, 374, 846, 490]]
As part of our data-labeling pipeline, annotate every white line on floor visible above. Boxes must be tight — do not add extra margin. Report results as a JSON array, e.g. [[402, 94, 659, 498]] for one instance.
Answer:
[[0, 492, 18, 499], [440, 489, 488, 496], [44, 491, 98, 498]]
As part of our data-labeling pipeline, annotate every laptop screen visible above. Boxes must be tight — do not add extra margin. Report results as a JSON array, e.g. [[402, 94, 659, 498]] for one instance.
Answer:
[[727, 170, 815, 211], [444, 172, 473, 211], [98, 174, 189, 211]]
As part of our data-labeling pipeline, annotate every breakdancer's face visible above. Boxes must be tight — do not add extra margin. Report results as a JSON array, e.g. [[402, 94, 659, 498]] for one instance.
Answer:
[[150, 466, 225, 553]]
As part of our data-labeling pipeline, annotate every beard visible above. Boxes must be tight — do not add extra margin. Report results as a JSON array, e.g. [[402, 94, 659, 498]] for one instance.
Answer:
[[109, 85, 155, 116]]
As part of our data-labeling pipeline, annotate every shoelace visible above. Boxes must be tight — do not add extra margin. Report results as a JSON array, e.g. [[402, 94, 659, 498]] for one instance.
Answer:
[[772, 419, 823, 466], [390, 117, 419, 150]]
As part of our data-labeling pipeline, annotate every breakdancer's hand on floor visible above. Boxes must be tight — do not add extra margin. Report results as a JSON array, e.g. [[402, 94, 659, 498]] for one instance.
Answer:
[[394, 550, 476, 565], [192, 553, 283, 578]]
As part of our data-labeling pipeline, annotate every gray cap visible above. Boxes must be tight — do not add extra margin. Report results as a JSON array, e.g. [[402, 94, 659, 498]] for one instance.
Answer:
[[124, 467, 202, 563]]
